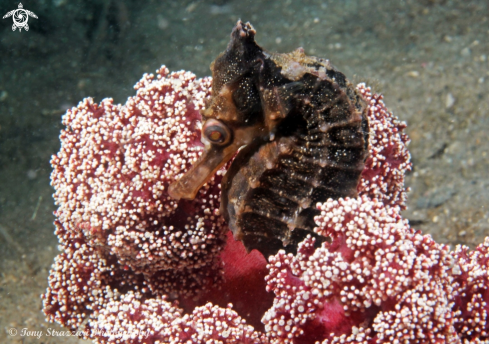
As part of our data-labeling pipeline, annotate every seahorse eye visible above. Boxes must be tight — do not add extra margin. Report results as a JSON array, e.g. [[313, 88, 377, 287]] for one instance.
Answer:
[[203, 119, 231, 145], [208, 130, 223, 142]]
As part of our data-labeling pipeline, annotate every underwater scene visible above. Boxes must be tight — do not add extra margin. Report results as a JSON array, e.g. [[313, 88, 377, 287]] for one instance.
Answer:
[[0, 0, 488, 343]]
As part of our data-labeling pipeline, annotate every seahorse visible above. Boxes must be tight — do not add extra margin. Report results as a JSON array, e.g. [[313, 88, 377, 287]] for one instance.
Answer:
[[169, 21, 369, 257]]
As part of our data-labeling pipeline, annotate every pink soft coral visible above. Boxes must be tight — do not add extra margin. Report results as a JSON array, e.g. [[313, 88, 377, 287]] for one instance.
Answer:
[[264, 197, 458, 343], [44, 68, 489, 344]]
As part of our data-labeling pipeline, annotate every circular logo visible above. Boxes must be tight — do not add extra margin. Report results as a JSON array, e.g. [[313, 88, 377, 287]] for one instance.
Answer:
[[8, 328, 18, 336], [13, 9, 28, 28]]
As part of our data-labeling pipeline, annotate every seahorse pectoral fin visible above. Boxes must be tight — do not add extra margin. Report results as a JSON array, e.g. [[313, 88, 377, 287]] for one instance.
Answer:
[[168, 145, 238, 200]]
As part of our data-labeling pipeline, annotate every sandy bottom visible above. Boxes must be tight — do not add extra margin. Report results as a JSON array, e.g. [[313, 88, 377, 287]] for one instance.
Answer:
[[0, 0, 488, 342]]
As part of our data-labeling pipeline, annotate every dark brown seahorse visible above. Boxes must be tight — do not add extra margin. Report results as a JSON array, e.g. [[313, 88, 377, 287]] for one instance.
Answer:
[[169, 21, 369, 257]]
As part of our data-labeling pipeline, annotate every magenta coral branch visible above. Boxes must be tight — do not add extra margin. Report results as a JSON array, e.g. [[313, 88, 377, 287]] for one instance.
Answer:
[[356, 84, 412, 209], [264, 197, 458, 343], [49, 67, 227, 291], [451, 238, 489, 340]]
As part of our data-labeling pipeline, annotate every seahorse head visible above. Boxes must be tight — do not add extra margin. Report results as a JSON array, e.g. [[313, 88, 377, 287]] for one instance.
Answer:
[[168, 21, 274, 200]]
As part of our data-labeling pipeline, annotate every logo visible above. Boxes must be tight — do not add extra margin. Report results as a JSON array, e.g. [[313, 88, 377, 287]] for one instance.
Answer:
[[3, 3, 38, 32]]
